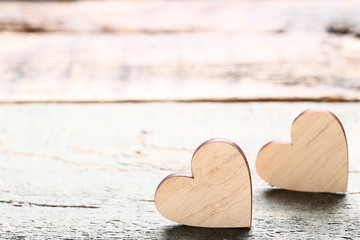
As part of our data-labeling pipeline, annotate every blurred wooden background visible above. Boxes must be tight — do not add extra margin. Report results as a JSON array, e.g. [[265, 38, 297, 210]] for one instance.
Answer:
[[0, 0, 360, 102]]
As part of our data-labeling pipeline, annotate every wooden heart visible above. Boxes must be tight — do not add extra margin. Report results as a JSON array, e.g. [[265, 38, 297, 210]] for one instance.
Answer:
[[256, 109, 348, 193], [154, 139, 252, 228]]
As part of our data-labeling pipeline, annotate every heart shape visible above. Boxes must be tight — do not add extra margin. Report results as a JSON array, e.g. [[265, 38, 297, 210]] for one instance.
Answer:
[[155, 139, 252, 228], [256, 109, 348, 193]]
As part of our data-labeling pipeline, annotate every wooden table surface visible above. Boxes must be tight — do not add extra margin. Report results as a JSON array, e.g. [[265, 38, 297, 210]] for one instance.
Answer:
[[1, 0, 360, 239], [0, 103, 359, 239], [0, 0, 360, 102]]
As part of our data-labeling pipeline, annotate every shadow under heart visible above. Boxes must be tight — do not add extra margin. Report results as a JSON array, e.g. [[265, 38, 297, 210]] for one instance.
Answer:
[[161, 225, 251, 239], [260, 188, 346, 211]]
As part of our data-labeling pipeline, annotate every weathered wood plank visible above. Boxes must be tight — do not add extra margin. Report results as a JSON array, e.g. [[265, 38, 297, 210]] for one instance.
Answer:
[[0, 32, 359, 103], [0, 0, 359, 34], [0, 102, 359, 239], [0, 0, 360, 102]]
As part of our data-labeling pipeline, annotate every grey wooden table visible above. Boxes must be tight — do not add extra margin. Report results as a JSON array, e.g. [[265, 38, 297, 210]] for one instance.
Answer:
[[0, 102, 359, 239]]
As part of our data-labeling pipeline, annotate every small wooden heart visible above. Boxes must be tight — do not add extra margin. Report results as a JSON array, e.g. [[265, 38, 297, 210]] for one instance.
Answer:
[[256, 109, 348, 193], [155, 139, 252, 228]]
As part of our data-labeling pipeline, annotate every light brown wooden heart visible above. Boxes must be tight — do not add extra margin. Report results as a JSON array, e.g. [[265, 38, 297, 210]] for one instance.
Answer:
[[256, 109, 348, 193], [154, 139, 252, 228]]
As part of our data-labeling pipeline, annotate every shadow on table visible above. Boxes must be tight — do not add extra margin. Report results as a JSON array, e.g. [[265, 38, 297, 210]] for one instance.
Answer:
[[162, 225, 251, 240], [159, 190, 346, 239], [262, 188, 346, 210]]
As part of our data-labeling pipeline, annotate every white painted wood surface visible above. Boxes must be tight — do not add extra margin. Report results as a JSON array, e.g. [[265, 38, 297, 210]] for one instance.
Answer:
[[0, 102, 359, 239], [0, 0, 359, 102]]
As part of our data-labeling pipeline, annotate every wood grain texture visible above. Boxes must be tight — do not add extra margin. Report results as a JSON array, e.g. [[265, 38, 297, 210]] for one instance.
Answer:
[[0, 102, 359, 239], [0, 0, 360, 102], [256, 110, 348, 192], [155, 139, 252, 228]]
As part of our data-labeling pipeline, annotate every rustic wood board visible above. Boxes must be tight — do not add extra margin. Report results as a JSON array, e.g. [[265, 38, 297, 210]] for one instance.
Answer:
[[0, 0, 360, 102], [0, 102, 359, 239]]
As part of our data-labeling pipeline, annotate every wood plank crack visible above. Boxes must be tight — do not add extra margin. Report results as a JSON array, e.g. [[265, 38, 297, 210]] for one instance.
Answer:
[[0, 200, 99, 209]]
